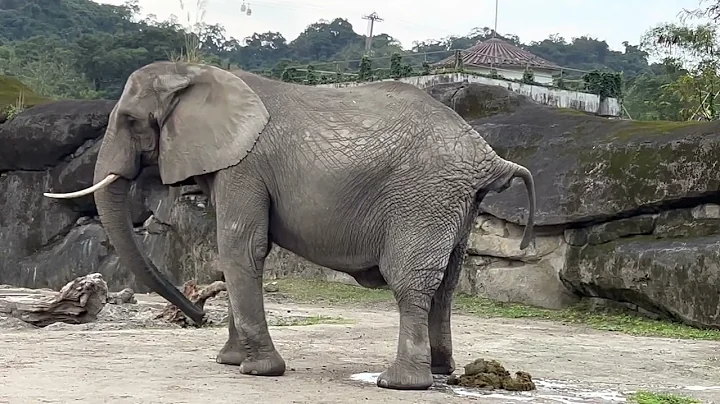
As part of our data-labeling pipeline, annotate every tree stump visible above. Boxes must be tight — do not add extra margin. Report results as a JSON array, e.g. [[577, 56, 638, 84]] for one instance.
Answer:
[[0, 273, 109, 327], [156, 280, 227, 326]]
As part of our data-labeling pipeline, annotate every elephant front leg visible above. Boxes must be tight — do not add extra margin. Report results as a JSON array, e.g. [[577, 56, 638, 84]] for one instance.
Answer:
[[219, 233, 285, 376], [214, 182, 285, 377]]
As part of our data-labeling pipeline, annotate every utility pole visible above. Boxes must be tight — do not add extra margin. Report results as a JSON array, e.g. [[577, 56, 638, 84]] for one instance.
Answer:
[[362, 12, 383, 54], [492, 0, 498, 38]]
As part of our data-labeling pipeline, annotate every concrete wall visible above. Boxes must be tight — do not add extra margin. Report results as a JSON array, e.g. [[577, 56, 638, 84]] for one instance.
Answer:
[[316, 73, 620, 117], [462, 66, 555, 85]]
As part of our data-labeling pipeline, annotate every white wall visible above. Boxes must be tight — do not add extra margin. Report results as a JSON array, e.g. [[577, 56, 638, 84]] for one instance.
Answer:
[[315, 73, 620, 117], [463, 67, 555, 85]]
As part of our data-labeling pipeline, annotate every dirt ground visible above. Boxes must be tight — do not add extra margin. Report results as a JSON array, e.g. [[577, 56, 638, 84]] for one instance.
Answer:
[[0, 292, 719, 404]]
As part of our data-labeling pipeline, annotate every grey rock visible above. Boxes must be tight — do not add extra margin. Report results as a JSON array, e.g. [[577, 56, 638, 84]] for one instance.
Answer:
[[432, 82, 720, 226], [0, 100, 116, 171], [562, 234, 720, 329], [0, 171, 80, 285], [48, 139, 100, 213], [14, 222, 109, 289], [107, 288, 137, 305], [463, 227, 579, 310], [653, 207, 720, 239], [564, 214, 657, 246], [264, 282, 280, 293]]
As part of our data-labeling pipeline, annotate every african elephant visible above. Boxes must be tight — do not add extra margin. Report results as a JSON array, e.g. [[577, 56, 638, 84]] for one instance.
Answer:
[[44, 61, 536, 391]]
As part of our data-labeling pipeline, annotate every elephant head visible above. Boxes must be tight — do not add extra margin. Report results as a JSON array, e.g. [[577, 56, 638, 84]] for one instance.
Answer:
[[43, 61, 271, 325]]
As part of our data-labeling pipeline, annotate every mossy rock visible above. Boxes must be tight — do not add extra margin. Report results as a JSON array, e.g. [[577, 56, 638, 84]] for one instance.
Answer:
[[562, 234, 720, 329], [425, 82, 720, 226], [0, 75, 51, 113]]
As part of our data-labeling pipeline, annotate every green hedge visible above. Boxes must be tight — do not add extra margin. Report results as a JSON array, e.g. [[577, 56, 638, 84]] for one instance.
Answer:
[[582, 70, 623, 99]]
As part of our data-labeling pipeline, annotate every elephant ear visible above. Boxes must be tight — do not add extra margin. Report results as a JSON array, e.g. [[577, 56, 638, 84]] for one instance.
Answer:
[[154, 67, 270, 184]]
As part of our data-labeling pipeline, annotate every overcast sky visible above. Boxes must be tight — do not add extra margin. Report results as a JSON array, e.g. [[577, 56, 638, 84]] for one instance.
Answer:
[[95, 0, 704, 51]]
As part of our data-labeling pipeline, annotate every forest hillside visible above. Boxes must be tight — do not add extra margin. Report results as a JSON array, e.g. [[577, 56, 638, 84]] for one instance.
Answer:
[[0, 0, 716, 121]]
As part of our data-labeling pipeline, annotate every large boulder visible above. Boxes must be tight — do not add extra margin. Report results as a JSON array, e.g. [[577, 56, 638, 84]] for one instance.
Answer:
[[563, 205, 720, 329], [429, 82, 720, 329], [0, 171, 81, 281], [0, 100, 116, 171], [428, 82, 720, 226], [0, 100, 155, 291]]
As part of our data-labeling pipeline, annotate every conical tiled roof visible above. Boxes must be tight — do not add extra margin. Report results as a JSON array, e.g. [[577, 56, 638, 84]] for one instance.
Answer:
[[435, 38, 560, 70]]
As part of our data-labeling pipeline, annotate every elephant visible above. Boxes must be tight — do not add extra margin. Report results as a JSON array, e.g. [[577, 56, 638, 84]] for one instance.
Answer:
[[44, 61, 536, 391]]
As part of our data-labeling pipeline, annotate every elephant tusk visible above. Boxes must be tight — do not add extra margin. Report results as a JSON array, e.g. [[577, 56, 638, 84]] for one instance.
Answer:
[[43, 174, 120, 199]]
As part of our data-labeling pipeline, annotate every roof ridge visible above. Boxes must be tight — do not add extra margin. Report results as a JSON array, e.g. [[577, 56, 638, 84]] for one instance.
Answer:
[[435, 37, 560, 69]]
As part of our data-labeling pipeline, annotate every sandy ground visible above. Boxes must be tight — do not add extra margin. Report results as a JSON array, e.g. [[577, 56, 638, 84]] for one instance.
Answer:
[[0, 292, 719, 404]]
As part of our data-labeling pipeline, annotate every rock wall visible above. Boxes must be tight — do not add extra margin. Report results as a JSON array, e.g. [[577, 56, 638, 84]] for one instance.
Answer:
[[429, 82, 720, 329], [1, 82, 719, 330]]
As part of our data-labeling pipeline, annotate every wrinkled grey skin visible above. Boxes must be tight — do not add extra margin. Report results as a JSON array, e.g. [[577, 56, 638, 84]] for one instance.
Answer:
[[73, 61, 536, 391]]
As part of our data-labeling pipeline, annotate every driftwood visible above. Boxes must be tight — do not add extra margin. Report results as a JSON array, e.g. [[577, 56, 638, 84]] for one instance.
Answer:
[[0, 273, 108, 327], [156, 280, 227, 326]]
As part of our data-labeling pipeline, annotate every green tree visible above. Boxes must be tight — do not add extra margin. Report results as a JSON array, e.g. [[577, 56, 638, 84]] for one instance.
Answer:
[[358, 55, 372, 81], [622, 59, 685, 121], [390, 53, 402, 78], [305, 64, 318, 84], [640, 1, 720, 120], [521, 67, 535, 84]]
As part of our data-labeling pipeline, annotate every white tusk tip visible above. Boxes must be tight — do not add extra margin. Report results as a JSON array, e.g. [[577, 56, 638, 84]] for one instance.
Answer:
[[41, 174, 120, 199]]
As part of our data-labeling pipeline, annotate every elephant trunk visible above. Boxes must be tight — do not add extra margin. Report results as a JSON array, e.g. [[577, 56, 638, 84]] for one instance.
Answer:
[[93, 176, 207, 325], [511, 163, 536, 250]]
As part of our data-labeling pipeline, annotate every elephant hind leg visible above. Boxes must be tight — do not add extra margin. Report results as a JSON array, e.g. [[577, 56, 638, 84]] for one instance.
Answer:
[[429, 240, 468, 375], [375, 228, 456, 391], [216, 302, 247, 366], [429, 198, 480, 375]]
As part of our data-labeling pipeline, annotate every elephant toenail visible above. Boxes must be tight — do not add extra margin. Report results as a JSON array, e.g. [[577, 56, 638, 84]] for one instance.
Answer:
[[251, 370, 258, 375], [379, 379, 388, 387]]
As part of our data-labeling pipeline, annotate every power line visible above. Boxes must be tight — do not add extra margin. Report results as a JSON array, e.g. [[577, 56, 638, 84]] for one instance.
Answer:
[[362, 12, 383, 54]]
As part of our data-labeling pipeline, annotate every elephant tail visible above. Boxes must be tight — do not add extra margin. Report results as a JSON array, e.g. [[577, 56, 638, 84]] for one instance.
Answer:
[[513, 164, 536, 250]]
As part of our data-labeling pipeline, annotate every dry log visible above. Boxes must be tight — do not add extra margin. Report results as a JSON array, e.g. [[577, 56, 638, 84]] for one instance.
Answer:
[[0, 273, 108, 327], [156, 280, 226, 326]]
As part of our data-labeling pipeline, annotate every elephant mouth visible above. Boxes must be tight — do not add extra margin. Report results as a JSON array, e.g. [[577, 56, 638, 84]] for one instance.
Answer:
[[43, 174, 120, 199]]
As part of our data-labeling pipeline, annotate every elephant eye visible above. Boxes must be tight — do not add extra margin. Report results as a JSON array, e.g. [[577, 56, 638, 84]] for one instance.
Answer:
[[126, 116, 143, 132]]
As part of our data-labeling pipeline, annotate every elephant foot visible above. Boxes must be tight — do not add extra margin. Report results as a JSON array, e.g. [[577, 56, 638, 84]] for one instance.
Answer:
[[240, 350, 286, 376], [216, 343, 246, 366], [376, 363, 433, 390], [431, 356, 455, 375]]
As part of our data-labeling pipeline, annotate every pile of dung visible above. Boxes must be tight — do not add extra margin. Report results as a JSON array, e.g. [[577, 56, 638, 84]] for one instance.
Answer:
[[446, 358, 536, 391]]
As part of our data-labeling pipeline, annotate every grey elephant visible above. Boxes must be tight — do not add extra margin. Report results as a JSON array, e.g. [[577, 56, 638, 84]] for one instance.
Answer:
[[44, 61, 536, 391]]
